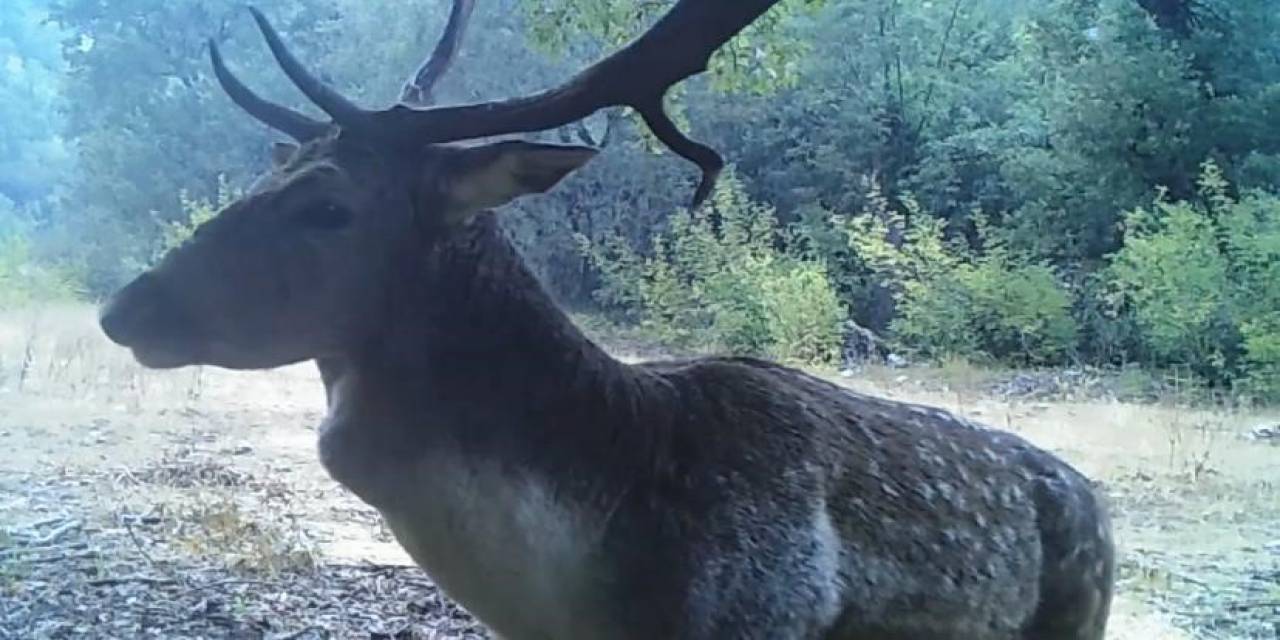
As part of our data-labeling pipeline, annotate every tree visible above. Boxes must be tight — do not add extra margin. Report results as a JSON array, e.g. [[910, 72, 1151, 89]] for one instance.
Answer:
[[0, 0, 70, 206], [996, 0, 1280, 262]]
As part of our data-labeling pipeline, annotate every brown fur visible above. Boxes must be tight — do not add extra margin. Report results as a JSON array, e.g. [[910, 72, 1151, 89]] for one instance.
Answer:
[[100, 135, 1114, 639]]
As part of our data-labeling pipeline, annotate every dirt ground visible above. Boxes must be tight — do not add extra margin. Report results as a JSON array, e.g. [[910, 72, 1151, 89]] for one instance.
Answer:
[[1, 305, 1277, 639]]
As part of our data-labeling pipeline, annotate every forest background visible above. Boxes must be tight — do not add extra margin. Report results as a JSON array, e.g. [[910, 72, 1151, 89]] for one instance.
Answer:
[[2, 0, 1278, 400]]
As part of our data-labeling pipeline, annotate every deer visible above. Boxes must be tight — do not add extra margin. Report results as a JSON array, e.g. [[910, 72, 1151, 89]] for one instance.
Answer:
[[97, 1, 1115, 638]]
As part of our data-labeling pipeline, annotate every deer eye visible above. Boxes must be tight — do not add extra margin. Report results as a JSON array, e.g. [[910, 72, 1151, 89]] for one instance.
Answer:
[[293, 203, 352, 231]]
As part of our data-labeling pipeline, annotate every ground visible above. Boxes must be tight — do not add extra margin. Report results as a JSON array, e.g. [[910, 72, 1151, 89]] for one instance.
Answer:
[[0, 305, 1277, 639]]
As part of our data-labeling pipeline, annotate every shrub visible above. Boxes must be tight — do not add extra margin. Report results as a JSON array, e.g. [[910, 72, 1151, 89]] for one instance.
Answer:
[[1107, 161, 1280, 399], [580, 171, 845, 365], [838, 194, 1078, 366], [1108, 192, 1233, 373], [759, 261, 844, 365], [0, 200, 83, 307]]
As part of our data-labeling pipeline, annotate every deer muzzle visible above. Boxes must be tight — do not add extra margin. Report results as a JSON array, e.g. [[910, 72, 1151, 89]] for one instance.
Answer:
[[99, 273, 208, 369]]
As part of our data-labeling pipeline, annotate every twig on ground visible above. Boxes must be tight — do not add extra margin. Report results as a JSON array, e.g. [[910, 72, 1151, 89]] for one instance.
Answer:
[[1170, 569, 1212, 589], [121, 512, 163, 573], [27, 519, 81, 546], [88, 574, 178, 587], [187, 577, 276, 592], [17, 515, 65, 531], [27, 550, 97, 564], [269, 625, 324, 640], [110, 465, 140, 487], [0, 541, 89, 559], [1227, 600, 1280, 611]]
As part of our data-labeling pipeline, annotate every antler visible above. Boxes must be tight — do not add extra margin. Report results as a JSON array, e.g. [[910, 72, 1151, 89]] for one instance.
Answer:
[[212, 0, 785, 206], [209, 39, 328, 141], [400, 0, 475, 106], [376, 0, 784, 206], [208, 0, 475, 141]]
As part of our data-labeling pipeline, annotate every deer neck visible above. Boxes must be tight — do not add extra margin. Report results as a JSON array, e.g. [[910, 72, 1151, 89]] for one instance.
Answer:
[[315, 212, 652, 508]]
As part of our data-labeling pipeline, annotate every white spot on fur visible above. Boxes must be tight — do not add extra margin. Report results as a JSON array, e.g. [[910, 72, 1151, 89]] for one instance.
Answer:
[[810, 506, 844, 623], [915, 482, 937, 502], [936, 481, 955, 502]]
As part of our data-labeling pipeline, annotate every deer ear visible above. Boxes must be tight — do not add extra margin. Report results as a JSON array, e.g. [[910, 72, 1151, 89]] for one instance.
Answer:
[[270, 141, 299, 168], [439, 141, 597, 222]]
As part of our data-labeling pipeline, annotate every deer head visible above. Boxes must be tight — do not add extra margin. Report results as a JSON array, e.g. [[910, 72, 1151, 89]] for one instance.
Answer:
[[98, 0, 783, 370]]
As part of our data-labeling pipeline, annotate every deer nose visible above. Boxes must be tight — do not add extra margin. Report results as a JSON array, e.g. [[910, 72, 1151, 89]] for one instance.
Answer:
[[99, 273, 171, 347]]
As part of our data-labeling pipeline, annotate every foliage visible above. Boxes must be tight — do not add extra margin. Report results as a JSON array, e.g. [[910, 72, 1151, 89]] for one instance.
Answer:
[[41, 0, 679, 296], [157, 176, 238, 259], [993, 0, 1280, 261], [1108, 161, 1280, 398], [1108, 190, 1232, 374], [0, 0, 1276, 400], [0, 199, 82, 307], [523, 0, 827, 95], [44, 0, 354, 292], [700, 0, 1030, 229], [837, 187, 1078, 366], [581, 172, 844, 365]]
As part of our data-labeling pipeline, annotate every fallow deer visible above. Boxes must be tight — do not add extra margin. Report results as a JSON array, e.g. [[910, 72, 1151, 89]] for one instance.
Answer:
[[98, 1, 1115, 637]]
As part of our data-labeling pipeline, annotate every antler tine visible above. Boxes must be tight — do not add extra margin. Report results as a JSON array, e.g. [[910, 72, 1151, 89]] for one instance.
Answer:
[[400, 0, 476, 107], [371, 0, 783, 208], [209, 39, 329, 141], [247, 6, 367, 125], [637, 99, 725, 209]]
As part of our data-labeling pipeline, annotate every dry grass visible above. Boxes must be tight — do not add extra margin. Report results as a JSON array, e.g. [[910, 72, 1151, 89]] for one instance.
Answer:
[[2, 303, 1277, 639]]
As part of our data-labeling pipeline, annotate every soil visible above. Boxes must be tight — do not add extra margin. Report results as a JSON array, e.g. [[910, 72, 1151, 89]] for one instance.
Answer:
[[1, 306, 1277, 639]]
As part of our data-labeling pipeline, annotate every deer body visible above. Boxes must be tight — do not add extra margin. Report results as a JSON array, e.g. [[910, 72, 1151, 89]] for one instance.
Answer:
[[305, 215, 1113, 639], [97, 2, 1114, 637]]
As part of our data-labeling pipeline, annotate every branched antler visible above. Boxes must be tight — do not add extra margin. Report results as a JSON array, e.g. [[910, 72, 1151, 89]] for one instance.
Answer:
[[400, 0, 475, 106], [210, 0, 785, 207]]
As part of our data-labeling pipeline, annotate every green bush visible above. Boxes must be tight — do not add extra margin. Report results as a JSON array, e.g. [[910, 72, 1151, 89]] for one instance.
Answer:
[[759, 261, 845, 364], [1107, 189, 1232, 373], [580, 171, 845, 365], [0, 199, 83, 307], [0, 230, 82, 308], [1108, 161, 1280, 399], [156, 176, 236, 259], [839, 194, 1078, 366]]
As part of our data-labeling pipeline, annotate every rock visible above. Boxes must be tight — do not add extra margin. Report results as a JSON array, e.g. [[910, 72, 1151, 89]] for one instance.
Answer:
[[839, 321, 890, 369]]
